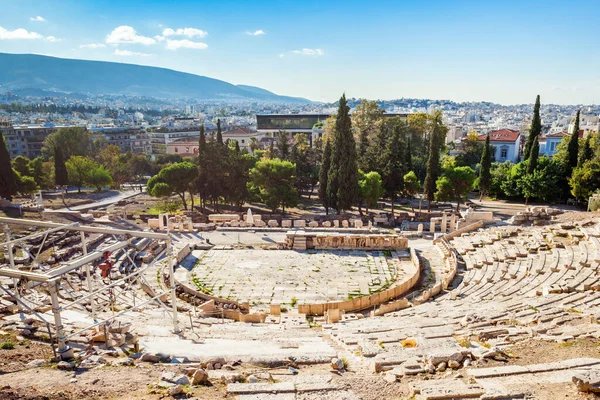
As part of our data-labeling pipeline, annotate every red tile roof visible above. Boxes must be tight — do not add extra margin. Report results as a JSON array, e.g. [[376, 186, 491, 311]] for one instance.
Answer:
[[224, 127, 258, 135], [545, 132, 570, 138], [478, 129, 520, 142]]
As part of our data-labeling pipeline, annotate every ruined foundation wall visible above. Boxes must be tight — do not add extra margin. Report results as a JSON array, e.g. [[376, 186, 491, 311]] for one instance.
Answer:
[[298, 247, 420, 316]]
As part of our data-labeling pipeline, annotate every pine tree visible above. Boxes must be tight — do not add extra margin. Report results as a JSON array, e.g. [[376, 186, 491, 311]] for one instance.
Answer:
[[479, 133, 491, 200], [524, 95, 541, 161], [54, 147, 69, 187], [0, 131, 17, 200], [567, 110, 581, 173], [526, 135, 539, 174], [578, 132, 593, 167], [216, 119, 223, 145], [318, 138, 332, 214], [276, 130, 290, 160], [327, 93, 358, 213], [423, 112, 443, 211]]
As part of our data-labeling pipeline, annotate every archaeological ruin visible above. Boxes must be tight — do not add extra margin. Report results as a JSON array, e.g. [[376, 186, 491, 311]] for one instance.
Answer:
[[3, 206, 600, 399]]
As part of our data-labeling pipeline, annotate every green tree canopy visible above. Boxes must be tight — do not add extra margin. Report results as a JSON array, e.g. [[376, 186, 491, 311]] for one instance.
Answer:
[[318, 138, 332, 214], [149, 162, 197, 210], [524, 95, 541, 160], [249, 158, 298, 214], [327, 93, 358, 213], [0, 131, 17, 200], [435, 166, 476, 211], [65, 156, 96, 193], [42, 127, 93, 160], [87, 166, 113, 191], [478, 133, 492, 200], [358, 170, 384, 215]]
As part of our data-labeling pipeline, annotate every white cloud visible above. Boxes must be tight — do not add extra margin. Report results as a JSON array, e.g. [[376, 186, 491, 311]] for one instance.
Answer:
[[46, 36, 61, 42], [165, 39, 208, 50], [30, 16, 45, 22], [80, 43, 106, 49], [279, 53, 285, 58], [154, 35, 165, 42], [106, 26, 156, 45], [0, 26, 44, 40], [114, 49, 152, 57], [291, 48, 324, 56], [162, 27, 207, 38], [245, 29, 265, 36]]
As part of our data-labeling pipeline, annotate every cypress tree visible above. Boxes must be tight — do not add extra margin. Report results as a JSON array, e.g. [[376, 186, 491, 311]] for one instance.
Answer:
[[357, 128, 369, 171], [382, 124, 405, 225], [578, 132, 593, 167], [567, 110, 580, 173], [0, 131, 17, 200], [197, 125, 208, 210], [524, 95, 541, 161], [318, 138, 332, 215], [526, 135, 539, 174], [216, 119, 223, 145], [423, 112, 442, 211], [54, 147, 69, 187], [479, 133, 492, 200], [405, 137, 413, 173], [327, 93, 358, 213]]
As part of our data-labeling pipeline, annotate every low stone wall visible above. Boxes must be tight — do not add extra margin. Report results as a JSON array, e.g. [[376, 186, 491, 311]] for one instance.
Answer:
[[413, 239, 459, 305], [297, 248, 420, 316]]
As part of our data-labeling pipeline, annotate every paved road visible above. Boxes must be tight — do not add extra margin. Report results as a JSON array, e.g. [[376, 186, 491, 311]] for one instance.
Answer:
[[54, 189, 144, 212]]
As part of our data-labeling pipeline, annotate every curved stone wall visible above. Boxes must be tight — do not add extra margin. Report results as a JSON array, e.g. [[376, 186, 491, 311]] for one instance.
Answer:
[[297, 248, 421, 316]]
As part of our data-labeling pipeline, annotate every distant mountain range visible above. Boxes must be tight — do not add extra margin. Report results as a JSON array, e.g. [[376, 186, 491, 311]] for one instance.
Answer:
[[0, 53, 312, 103]]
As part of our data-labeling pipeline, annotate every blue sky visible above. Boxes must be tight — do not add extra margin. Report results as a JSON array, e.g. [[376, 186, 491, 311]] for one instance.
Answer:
[[0, 0, 598, 104]]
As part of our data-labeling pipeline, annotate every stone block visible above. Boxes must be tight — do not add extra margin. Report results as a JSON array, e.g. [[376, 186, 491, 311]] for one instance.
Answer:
[[322, 221, 331, 227], [293, 220, 306, 228], [308, 221, 319, 228], [267, 220, 279, 227], [281, 220, 292, 228]]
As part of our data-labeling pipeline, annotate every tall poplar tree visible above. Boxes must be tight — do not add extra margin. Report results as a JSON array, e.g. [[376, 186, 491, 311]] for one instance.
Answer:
[[423, 112, 443, 211], [327, 93, 358, 213], [524, 95, 541, 161], [216, 118, 223, 145], [578, 133, 593, 167], [318, 138, 332, 214], [0, 131, 16, 200], [381, 124, 405, 225], [567, 110, 581, 173], [526, 135, 539, 174], [197, 125, 208, 210], [54, 147, 69, 187], [479, 133, 491, 200]]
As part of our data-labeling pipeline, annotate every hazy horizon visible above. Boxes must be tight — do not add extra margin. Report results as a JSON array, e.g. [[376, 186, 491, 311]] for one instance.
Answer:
[[0, 0, 598, 105]]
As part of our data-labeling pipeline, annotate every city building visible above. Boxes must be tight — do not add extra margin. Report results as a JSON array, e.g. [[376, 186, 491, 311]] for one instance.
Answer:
[[166, 137, 198, 156], [256, 113, 409, 146], [165, 128, 262, 155], [539, 132, 569, 157], [0, 121, 64, 158], [90, 126, 153, 154], [222, 127, 262, 150], [478, 128, 521, 163]]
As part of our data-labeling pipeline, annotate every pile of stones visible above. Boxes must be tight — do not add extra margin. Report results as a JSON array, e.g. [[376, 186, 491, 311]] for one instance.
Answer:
[[508, 206, 563, 225]]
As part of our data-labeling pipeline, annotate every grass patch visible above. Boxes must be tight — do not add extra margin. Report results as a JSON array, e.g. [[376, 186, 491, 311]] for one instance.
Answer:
[[1, 341, 14, 350], [341, 357, 350, 370], [378, 341, 385, 349], [558, 340, 576, 348], [147, 200, 182, 215], [290, 297, 297, 307], [456, 337, 471, 348], [566, 308, 582, 314]]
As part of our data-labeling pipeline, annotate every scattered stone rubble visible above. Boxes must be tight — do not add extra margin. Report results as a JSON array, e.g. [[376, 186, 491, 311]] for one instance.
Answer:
[[508, 206, 563, 225]]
